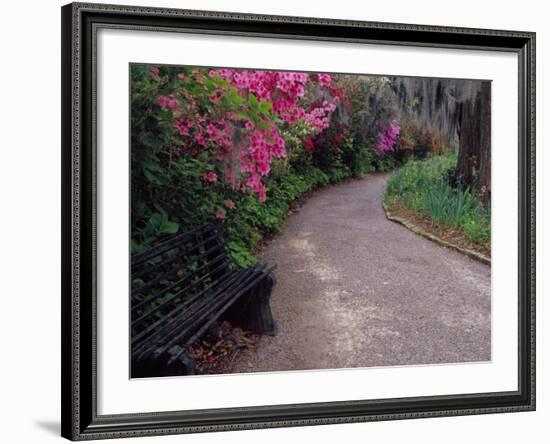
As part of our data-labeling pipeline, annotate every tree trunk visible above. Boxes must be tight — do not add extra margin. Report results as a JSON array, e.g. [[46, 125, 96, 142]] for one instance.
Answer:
[[456, 81, 491, 206]]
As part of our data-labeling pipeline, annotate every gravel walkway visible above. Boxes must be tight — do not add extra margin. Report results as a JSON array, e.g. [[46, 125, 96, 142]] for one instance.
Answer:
[[229, 173, 491, 373]]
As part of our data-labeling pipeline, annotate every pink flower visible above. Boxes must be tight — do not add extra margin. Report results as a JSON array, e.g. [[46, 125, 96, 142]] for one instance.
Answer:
[[318, 73, 332, 87], [304, 138, 314, 152], [206, 123, 217, 139], [215, 210, 225, 220], [178, 72, 186, 79], [225, 199, 235, 209], [203, 171, 218, 183], [258, 189, 267, 203], [376, 121, 400, 156], [157, 95, 177, 111], [195, 132, 207, 147], [174, 118, 191, 136]]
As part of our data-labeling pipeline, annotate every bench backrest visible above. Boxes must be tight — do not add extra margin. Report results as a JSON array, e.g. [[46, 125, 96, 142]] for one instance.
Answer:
[[130, 224, 230, 358]]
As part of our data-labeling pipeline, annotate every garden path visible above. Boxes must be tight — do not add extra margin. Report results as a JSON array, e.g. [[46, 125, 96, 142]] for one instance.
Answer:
[[228, 172, 491, 373]]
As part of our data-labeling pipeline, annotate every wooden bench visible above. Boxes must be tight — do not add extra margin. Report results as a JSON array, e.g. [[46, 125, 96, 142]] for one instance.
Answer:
[[130, 224, 276, 378]]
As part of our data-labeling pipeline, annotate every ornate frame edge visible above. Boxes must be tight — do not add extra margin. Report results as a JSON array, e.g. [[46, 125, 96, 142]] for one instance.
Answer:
[[61, 2, 536, 440]]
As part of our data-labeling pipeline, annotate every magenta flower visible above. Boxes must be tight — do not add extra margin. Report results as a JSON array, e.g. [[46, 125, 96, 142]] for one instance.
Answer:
[[225, 199, 235, 209], [157, 95, 177, 111], [376, 121, 400, 156], [318, 73, 332, 87], [195, 132, 207, 147], [174, 118, 191, 136], [203, 171, 218, 183], [258, 189, 267, 203]]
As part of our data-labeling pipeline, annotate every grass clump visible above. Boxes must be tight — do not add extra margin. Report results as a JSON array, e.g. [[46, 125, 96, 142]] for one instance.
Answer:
[[384, 154, 490, 247]]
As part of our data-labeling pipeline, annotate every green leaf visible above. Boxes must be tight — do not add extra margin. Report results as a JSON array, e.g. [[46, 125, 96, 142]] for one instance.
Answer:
[[234, 110, 251, 121], [257, 120, 271, 130], [248, 93, 258, 108], [259, 101, 273, 114], [161, 221, 179, 234], [149, 213, 164, 228]]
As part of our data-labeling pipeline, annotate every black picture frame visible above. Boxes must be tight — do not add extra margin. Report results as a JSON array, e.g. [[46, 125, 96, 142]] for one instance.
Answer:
[[61, 2, 536, 440]]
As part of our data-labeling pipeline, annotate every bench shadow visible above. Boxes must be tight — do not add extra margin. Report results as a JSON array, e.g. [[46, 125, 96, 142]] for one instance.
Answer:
[[35, 420, 60, 436]]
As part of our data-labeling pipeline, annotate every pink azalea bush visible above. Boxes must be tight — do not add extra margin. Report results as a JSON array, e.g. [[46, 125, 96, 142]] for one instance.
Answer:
[[157, 68, 340, 203], [376, 121, 400, 156]]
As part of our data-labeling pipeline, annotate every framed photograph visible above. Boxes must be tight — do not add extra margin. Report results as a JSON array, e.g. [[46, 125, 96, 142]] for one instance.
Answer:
[[61, 2, 535, 440]]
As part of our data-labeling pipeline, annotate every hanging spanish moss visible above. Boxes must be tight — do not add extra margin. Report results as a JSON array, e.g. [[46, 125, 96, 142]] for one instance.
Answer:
[[393, 77, 480, 140], [392, 76, 491, 202]]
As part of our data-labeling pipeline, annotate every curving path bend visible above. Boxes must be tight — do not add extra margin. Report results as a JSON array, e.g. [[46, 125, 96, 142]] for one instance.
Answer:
[[229, 173, 491, 373]]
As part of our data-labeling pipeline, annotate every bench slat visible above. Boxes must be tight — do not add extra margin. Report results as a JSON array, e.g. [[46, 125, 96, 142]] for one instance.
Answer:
[[132, 268, 255, 360], [131, 259, 231, 328], [131, 247, 227, 310], [146, 267, 270, 361], [131, 231, 222, 280], [131, 263, 234, 344], [131, 224, 215, 267]]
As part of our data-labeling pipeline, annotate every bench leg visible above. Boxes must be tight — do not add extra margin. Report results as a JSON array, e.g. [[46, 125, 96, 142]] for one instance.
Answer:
[[224, 271, 276, 336], [131, 347, 195, 378]]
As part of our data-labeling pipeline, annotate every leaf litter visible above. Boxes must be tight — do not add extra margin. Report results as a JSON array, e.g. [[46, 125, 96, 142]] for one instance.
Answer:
[[188, 321, 258, 374]]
